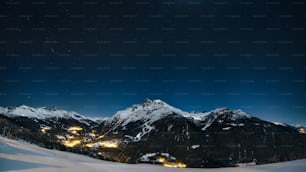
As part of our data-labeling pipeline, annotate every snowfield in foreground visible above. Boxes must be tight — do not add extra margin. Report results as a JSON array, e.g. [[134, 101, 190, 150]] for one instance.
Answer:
[[0, 136, 305, 172]]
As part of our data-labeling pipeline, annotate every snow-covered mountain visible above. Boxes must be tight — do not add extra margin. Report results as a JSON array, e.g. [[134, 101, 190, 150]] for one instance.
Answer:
[[0, 99, 306, 168], [112, 99, 250, 123], [103, 99, 254, 143]]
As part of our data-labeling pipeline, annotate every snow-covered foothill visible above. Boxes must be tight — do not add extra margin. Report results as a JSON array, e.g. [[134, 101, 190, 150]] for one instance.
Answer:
[[1, 136, 306, 172]]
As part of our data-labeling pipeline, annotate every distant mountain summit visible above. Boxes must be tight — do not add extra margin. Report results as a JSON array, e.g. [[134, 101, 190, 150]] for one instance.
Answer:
[[1, 100, 306, 168]]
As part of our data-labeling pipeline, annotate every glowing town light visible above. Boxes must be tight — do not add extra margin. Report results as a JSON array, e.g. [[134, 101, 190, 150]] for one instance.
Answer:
[[89, 133, 96, 137], [67, 135, 75, 139], [156, 157, 166, 163], [163, 162, 187, 168], [85, 140, 119, 149], [70, 130, 79, 135], [85, 143, 94, 148], [97, 135, 105, 139], [68, 126, 83, 131], [40, 128, 47, 134], [40, 126, 51, 134], [63, 140, 81, 147], [100, 140, 119, 148], [177, 162, 187, 168], [299, 128, 305, 134]]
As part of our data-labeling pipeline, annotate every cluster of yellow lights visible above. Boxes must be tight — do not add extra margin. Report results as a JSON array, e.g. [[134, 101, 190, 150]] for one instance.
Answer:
[[40, 128, 47, 134], [63, 140, 81, 147], [70, 130, 79, 135], [67, 135, 75, 139], [40, 127, 51, 134], [85, 140, 119, 149], [299, 128, 305, 134], [67, 126, 83, 135], [85, 143, 94, 148], [156, 157, 166, 163], [68, 126, 83, 131], [100, 140, 119, 148], [163, 162, 187, 168], [89, 133, 96, 137], [97, 135, 105, 139]]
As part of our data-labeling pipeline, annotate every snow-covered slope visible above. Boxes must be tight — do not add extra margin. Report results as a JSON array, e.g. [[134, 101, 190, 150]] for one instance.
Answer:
[[1, 136, 306, 172]]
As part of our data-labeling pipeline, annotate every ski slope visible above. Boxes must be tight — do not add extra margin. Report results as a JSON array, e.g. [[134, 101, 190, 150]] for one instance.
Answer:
[[0, 136, 305, 172]]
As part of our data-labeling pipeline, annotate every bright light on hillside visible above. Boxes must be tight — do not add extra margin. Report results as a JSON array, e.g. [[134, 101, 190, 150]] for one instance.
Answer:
[[100, 140, 119, 148], [97, 135, 105, 139], [63, 140, 81, 147], [68, 126, 83, 131], [89, 133, 96, 137], [70, 130, 79, 135], [67, 135, 74, 139], [85, 143, 94, 148], [84, 140, 119, 149], [40, 127, 51, 134], [40, 128, 47, 134], [156, 157, 166, 163], [163, 162, 187, 168]]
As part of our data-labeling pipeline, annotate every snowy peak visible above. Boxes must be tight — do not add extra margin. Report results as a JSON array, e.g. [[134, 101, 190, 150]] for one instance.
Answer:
[[108, 99, 192, 142], [112, 99, 188, 125]]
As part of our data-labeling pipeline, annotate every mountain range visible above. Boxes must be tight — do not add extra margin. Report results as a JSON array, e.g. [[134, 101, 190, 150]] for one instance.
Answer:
[[0, 99, 305, 168]]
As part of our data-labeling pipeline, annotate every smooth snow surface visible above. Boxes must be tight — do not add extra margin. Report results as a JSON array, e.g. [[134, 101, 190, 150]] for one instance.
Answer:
[[1, 136, 306, 172]]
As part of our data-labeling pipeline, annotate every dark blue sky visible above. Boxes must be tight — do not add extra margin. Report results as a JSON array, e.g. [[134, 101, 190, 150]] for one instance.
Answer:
[[0, 1, 305, 125]]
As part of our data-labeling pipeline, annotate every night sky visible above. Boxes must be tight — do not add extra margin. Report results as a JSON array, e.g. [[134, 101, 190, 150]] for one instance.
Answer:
[[1, 1, 306, 124]]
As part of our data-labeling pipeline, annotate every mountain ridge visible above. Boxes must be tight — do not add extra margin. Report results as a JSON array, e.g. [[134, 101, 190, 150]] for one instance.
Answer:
[[0, 99, 262, 125], [0, 99, 306, 168]]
